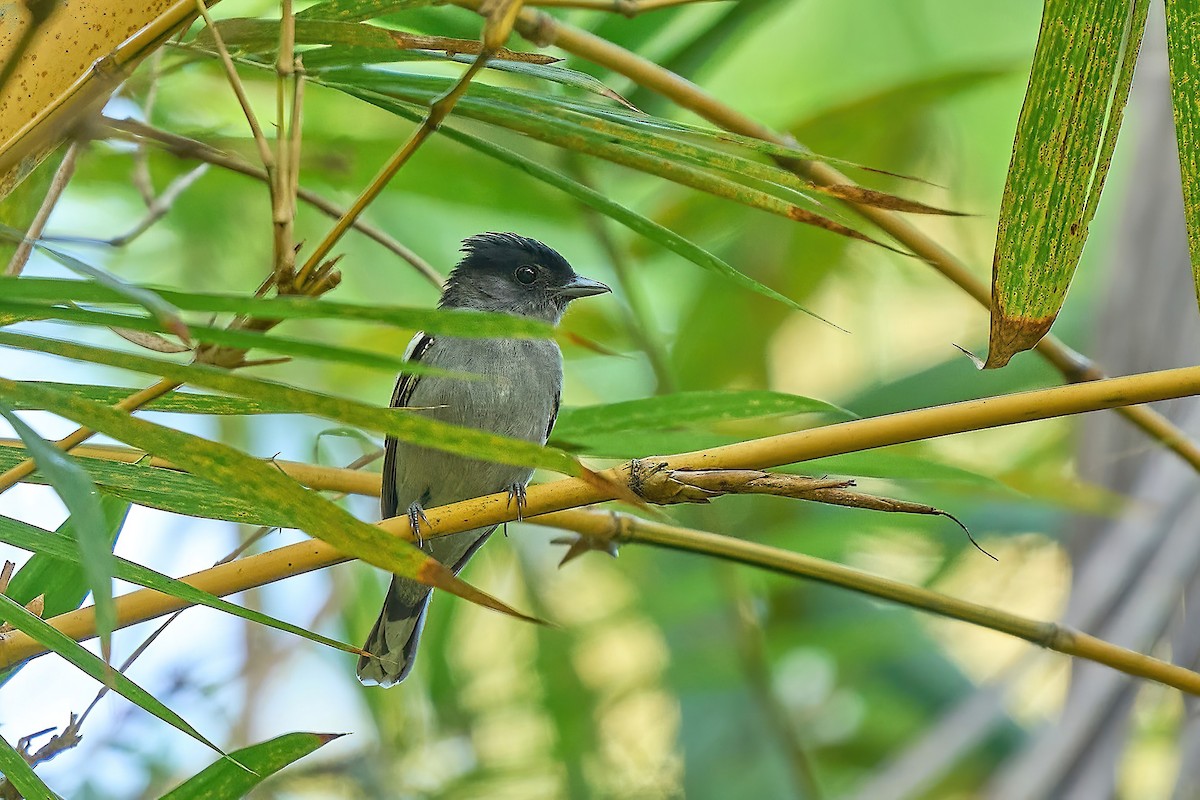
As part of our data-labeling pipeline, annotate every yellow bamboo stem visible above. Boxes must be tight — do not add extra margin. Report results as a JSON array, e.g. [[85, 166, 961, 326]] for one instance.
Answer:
[[614, 516, 1200, 696], [6, 364, 1200, 668]]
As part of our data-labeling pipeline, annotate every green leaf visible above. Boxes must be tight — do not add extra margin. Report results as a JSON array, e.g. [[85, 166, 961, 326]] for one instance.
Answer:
[[3, 494, 130, 619], [160, 731, 343, 799], [0, 513, 364, 657], [296, 0, 435, 22], [0, 277, 552, 339], [1165, 0, 1200, 306], [0, 447, 290, 527], [986, 0, 1149, 367], [0, 225, 188, 340], [0, 298, 449, 373], [0, 592, 225, 757], [3, 382, 288, 415], [337, 91, 819, 316], [0, 378, 528, 620], [0, 401, 118, 661], [554, 390, 852, 440], [0, 332, 581, 476], [0, 729, 53, 800]]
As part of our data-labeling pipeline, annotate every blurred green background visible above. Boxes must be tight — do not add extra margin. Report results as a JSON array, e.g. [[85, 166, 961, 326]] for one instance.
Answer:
[[1, 0, 1179, 797]]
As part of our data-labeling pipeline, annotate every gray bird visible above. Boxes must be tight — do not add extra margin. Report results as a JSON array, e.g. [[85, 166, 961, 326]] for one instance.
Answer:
[[357, 232, 610, 686]]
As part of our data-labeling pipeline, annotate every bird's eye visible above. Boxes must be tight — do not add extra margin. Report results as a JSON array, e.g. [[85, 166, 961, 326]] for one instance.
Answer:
[[514, 265, 538, 285]]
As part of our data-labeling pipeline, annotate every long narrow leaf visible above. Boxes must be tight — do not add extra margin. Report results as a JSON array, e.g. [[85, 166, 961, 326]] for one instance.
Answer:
[[3, 494, 130, 620], [986, 0, 1149, 366], [0, 277, 551, 339], [0, 332, 582, 475], [554, 390, 852, 439], [0, 299, 446, 373], [4, 382, 291, 415], [0, 592, 225, 757], [160, 731, 343, 799], [1166, 0, 1200, 304], [0, 378, 533, 622], [0, 730, 53, 800], [0, 223, 188, 340], [0, 401, 118, 661], [0, 513, 363, 655], [0, 448, 291, 527]]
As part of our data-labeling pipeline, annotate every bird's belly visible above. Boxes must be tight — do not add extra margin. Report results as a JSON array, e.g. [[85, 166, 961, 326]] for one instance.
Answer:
[[391, 340, 558, 510]]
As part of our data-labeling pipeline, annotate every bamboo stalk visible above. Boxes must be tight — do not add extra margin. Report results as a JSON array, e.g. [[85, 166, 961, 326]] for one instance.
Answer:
[[5, 506, 1200, 698], [7, 364, 1200, 670]]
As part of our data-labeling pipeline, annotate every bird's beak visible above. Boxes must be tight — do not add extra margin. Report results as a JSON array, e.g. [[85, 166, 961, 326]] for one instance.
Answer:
[[559, 274, 611, 299]]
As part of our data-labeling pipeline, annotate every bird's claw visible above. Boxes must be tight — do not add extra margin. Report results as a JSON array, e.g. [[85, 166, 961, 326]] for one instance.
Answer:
[[407, 502, 430, 548], [506, 482, 527, 521]]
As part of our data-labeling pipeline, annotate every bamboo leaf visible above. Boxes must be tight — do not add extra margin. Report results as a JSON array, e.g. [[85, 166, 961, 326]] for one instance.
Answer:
[[0, 447, 290, 527], [0, 401, 118, 661], [0, 298, 447, 373], [986, 0, 1149, 367], [0, 276, 551, 338], [0, 592, 225, 757], [196, 18, 559, 65], [0, 332, 582, 475], [4, 383, 289, 415], [0, 513, 364, 656], [1165, 0, 1200, 305], [297, 0, 439, 22], [0, 730, 53, 800], [2, 495, 130, 620], [327, 90, 822, 316], [0, 378, 535, 623], [160, 731, 343, 799], [0, 225, 189, 340], [554, 390, 852, 440]]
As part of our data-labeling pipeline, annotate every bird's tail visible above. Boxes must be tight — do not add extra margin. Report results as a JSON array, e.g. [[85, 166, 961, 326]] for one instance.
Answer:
[[356, 577, 431, 687]]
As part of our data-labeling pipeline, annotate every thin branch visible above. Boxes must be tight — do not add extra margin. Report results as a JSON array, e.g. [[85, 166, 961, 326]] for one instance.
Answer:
[[44, 163, 210, 248], [567, 514, 1200, 696], [191, 0, 274, 173], [273, 0, 298, 286], [292, 0, 525, 286], [96, 117, 443, 287], [4, 141, 80, 277], [445, 0, 1200, 480]]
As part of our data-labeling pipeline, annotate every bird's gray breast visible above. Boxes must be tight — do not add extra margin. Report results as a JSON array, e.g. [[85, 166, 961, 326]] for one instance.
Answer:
[[391, 336, 562, 512]]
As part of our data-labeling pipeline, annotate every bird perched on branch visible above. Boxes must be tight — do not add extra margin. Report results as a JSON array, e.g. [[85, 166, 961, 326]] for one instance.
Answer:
[[357, 232, 610, 686]]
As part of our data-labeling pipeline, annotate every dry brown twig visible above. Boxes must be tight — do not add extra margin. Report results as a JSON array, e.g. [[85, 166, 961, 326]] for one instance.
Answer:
[[3, 139, 80, 277], [94, 117, 443, 286]]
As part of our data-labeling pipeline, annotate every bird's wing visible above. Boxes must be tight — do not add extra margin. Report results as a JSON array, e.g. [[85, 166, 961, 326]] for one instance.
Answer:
[[381, 332, 436, 520], [545, 389, 560, 443]]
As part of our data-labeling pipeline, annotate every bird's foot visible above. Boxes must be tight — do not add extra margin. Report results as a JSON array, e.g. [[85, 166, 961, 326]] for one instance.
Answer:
[[506, 482, 527, 522], [407, 502, 430, 548]]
